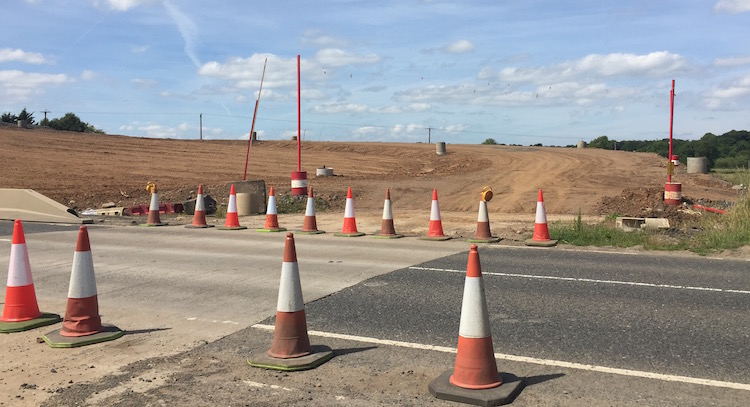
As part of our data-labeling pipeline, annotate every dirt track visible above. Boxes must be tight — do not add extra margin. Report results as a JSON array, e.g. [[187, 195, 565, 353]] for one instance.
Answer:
[[0, 126, 737, 218]]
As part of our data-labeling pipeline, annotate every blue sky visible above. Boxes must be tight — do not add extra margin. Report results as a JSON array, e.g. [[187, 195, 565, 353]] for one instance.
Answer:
[[2, 0, 749, 145]]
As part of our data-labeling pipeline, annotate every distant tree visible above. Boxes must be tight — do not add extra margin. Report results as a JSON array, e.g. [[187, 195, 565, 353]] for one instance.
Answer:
[[49, 113, 87, 132], [481, 138, 498, 145], [1, 112, 16, 123], [17, 108, 35, 125], [588, 135, 612, 149]]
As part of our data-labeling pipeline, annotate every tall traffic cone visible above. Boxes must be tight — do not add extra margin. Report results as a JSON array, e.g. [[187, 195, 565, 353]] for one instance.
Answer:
[[468, 200, 500, 243], [248, 233, 333, 371], [335, 187, 365, 237], [218, 184, 247, 230], [0, 220, 61, 333], [429, 244, 525, 404], [525, 189, 557, 247], [143, 182, 167, 226], [185, 184, 214, 228], [374, 188, 403, 239], [298, 187, 324, 234], [257, 186, 286, 232], [420, 189, 451, 241], [43, 226, 123, 347]]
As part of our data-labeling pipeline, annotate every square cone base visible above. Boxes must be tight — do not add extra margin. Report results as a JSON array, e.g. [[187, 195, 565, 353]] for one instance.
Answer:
[[419, 236, 452, 241], [217, 226, 248, 230], [467, 236, 502, 243], [43, 324, 124, 348], [334, 232, 366, 237], [524, 238, 558, 247], [429, 370, 525, 407], [185, 224, 215, 229], [248, 345, 333, 371], [256, 227, 288, 233], [296, 230, 326, 235], [0, 312, 61, 334], [372, 234, 404, 239], [141, 223, 168, 227]]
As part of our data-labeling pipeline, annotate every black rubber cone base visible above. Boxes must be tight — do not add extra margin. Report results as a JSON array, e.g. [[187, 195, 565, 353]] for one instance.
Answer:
[[141, 222, 168, 227], [419, 235, 452, 241], [217, 225, 248, 230], [185, 224, 214, 229], [0, 312, 61, 334], [297, 230, 326, 235], [524, 238, 558, 247], [256, 227, 287, 233], [372, 233, 404, 239], [467, 236, 502, 243], [334, 232, 366, 237], [428, 370, 525, 406], [43, 324, 124, 348], [248, 345, 333, 371]]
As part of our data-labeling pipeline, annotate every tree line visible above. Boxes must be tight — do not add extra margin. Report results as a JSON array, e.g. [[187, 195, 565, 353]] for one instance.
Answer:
[[1, 108, 104, 134], [587, 130, 750, 169]]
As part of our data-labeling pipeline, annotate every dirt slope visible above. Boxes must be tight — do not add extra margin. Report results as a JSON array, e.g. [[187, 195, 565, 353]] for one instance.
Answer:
[[0, 126, 737, 215]]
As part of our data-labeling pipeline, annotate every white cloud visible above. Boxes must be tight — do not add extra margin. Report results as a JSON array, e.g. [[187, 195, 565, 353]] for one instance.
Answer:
[[705, 75, 750, 109], [314, 103, 369, 113], [163, 0, 201, 68], [81, 70, 96, 80], [444, 40, 475, 54], [714, 0, 750, 13], [199, 54, 301, 91], [131, 78, 158, 88], [314, 48, 379, 67], [95, 0, 157, 11], [301, 30, 349, 48], [131, 45, 149, 53], [0, 70, 68, 102], [714, 55, 750, 67], [0, 48, 50, 64]]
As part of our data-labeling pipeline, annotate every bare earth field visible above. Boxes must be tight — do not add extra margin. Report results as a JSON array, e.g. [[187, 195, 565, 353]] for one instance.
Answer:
[[0, 126, 738, 229]]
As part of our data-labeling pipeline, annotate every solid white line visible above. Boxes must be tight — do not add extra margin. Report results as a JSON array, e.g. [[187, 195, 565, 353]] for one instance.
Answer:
[[252, 324, 750, 391], [0, 238, 11, 242], [408, 266, 750, 295], [243, 380, 296, 392]]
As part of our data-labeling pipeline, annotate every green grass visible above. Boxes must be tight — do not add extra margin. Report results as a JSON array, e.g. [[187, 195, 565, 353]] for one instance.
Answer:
[[711, 168, 750, 186], [550, 212, 648, 248]]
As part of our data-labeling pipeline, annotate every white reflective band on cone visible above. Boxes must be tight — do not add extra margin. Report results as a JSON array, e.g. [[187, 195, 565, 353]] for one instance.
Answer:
[[430, 200, 441, 221], [267, 196, 278, 215], [535, 201, 547, 224], [277, 262, 304, 312], [228, 194, 237, 212], [7, 244, 32, 287], [458, 277, 491, 338], [149, 193, 159, 211], [68, 251, 97, 299], [344, 198, 355, 218]]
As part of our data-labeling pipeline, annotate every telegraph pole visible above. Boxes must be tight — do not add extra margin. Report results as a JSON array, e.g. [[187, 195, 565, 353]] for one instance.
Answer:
[[42, 110, 50, 120], [428, 127, 432, 144], [200, 113, 203, 141]]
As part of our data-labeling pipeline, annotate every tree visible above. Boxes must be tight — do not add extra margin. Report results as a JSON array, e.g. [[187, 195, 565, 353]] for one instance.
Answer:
[[588, 135, 612, 149], [1, 112, 16, 123], [17, 108, 35, 125], [481, 138, 498, 145], [49, 113, 87, 132]]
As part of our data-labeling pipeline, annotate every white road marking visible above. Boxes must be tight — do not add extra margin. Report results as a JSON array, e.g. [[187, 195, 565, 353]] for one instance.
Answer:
[[252, 324, 750, 391], [243, 380, 296, 392], [0, 238, 11, 242], [409, 266, 750, 295], [185, 317, 240, 325]]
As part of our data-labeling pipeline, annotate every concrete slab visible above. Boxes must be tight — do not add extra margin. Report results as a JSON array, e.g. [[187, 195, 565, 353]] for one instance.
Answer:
[[0, 189, 91, 224]]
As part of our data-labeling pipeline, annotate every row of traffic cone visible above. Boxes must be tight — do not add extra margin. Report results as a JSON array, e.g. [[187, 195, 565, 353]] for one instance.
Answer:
[[246, 231, 523, 404], [1, 220, 122, 347]]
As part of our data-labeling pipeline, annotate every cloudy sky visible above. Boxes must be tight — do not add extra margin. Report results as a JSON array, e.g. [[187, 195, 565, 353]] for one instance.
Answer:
[[2, 0, 749, 145]]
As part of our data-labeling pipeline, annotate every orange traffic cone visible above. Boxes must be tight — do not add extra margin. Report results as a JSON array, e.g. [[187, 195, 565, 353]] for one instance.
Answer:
[[218, 184, 247, 230], [428, 244, 525, 404], [143, 183, 167, 226], [257, 186, 286, 232], [42, 226, 123, 347], [374, 188, 403, 239], [525, 189, 557, 247], [0, 220, 61, 333], [335, 187, 365, 237], [299, 187, 324, 234], [420, 189, 451, 240], [248, 233, 333, 371], [468, 200, 500, 243], [185, 184, 213, 228]]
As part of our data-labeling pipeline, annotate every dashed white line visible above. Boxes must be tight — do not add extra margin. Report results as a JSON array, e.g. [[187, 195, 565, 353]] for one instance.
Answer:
[[244, 380, 296, 392], [408, 266, 750, 295], [252, 324, 750, 391]]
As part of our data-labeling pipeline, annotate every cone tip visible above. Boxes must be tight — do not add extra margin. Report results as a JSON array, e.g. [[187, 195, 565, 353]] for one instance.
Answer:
[[76, 225, 91, 252], [309, 187, 314, 198], [385, 188, 391, 199], [283, 232, 297, 262], [538, 189, 544, 202], [286, 232, 294, 239], [467, 244, 481, 277], [432, 188, 438, 200], [12, 219, 25, 244], [230, 184, 236, 194], [270, 185, 275, 195], [347, 187, 352, 198], [197, 184, 203, 194]]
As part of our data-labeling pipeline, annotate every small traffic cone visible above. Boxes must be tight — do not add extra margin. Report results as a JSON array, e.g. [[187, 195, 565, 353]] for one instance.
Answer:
[[468, 200, 500, 243], [143, 183, 167, 226], [257, 186, 286, 232], [374, 188, 403, 239], [248, 233, 333, 371], [298, 187, 324, 234], [185, 184, 214, 228], [420, 189, 451, 241], [43, 226, 123, 347], [428, 244, 525, 404], [0, 220, 61, 333], [335, 187, 365, 237], [525, 189, 557, 247], [218, 184, 247, 230]]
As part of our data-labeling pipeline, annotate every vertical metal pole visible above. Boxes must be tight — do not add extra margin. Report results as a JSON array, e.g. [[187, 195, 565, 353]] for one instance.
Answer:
[[200, 113, 202, 141], [297, 54, 301, 172], [428, 127, 431, 144], [668, 80, 675, 183]]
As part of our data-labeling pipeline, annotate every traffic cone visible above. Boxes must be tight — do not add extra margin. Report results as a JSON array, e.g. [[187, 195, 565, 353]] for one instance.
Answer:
[[257, 186, 286, 232], [143, 184, 167, 226], [218, 184, 247, 230], [185, 184, 214, 228], [525, 189, 557, 247], [374, 188, 403, 239], [335, 187, 365, 237], [428, 244, 525, 404], [248, 233, 333, 371], [467, 200, 500, 243], [43, 226, 123, 347], [298, 187, 324, 234], [420, 189, 451, 241], [0, 220, 61, 333]]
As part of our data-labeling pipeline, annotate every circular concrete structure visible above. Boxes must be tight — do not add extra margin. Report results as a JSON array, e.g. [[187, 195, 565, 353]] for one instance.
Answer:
[[436, 142, 446, 155], [687, 157, 708, 174]]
